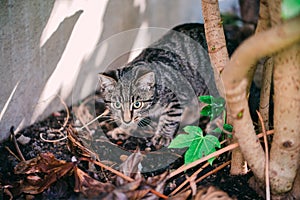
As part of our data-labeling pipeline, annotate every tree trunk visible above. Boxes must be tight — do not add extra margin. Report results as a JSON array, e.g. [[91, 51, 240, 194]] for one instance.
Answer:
[[269, 43, 300, 194]]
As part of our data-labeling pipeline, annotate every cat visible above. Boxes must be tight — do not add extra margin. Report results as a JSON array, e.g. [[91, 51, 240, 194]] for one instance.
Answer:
[[98, 23, 221, 148]]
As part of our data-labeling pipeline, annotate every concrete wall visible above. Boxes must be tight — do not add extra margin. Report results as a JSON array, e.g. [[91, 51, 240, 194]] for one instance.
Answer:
[[0, 0, 239, 141]]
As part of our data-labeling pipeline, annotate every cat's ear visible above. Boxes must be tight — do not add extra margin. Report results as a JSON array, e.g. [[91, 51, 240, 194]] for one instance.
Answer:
[[135, 72, 155, 90], [98, 74, 117, 92]]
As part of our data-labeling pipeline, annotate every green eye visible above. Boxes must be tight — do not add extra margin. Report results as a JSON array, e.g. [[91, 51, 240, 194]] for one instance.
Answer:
[[113, 102, 121, 109], [133, 101, 143, 109]]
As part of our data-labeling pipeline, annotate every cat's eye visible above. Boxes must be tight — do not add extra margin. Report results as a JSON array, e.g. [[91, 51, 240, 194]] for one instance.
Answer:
[[133, 101, 143, 109], [112, 102, 122, 109]]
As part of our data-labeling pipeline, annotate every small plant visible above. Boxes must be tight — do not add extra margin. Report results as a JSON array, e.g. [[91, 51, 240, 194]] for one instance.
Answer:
[[168, 95, 232, 165], [169, 126, 220, 164], [199, 95, 233, 138]]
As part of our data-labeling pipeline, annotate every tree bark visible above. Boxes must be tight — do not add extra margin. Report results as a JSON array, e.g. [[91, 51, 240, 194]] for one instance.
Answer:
[[201, 0, 228, 97]]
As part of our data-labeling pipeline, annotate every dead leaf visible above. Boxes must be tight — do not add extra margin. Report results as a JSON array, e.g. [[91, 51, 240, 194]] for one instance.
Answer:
[[146, 171, 168, 187], [117, 150, 144, 185], [14, 152, 72, 174], [126, 188, 151, 200], [113, 179, 151, 200], [74, 166, 114, 198], [66, 126, 99, 160], [14, 152, 74, 195]]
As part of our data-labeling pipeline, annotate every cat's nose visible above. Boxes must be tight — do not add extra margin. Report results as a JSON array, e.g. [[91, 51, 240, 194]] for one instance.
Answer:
[[123, 110, 132, 124], [123, 118, 131, 124]]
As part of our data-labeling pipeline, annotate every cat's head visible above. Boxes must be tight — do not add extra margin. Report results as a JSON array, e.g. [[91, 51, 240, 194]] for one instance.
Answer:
[[98, 68, 155, 127]]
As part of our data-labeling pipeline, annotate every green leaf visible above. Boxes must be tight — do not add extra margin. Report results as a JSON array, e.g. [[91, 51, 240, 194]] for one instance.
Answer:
[[168, 133, 196, 148], [200, 105, 212, 117], [212, 106, 224, 119], [168, 126, 203, 148], [282, 0, 300, 19], [185, 139, 203, 164], [199, 95, 213, 104], [203, 135, 221, 149], [170, 125, 220, 165], [184, 134, 220, 164], [183, 126, 203, 137], [223, 123, 233, 132], [208, 157, 216, 165], [211, 97, 225, 107], [212, 127, 223, 135]]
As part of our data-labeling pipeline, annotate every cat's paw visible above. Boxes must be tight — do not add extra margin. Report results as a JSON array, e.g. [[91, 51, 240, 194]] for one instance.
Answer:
[[151, 134, 172, 148], [107, 128, 130, 140]]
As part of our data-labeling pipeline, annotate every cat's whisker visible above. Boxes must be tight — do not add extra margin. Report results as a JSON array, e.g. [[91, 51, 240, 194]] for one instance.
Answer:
[[137, 117, 154, 129]]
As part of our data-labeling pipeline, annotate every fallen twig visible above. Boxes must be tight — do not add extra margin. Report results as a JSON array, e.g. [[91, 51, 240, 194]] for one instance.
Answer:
[[10, 126, 25, 161], [5, 146, 22, 162]]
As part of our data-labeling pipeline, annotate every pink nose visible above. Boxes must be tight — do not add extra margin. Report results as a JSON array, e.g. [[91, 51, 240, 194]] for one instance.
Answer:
[[123, 109, 131, 124]]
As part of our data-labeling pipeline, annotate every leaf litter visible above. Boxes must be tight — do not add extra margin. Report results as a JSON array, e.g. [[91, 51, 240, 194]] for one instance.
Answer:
[[0, 94, 264, 199]]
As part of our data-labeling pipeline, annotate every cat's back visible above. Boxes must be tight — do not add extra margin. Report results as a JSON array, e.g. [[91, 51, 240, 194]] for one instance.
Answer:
[[167, 23, 208, 50], [141, 23, 217, 97]]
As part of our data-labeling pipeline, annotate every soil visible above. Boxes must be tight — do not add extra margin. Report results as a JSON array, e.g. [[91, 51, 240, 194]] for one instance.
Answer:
[[0, 95, 264, 200]]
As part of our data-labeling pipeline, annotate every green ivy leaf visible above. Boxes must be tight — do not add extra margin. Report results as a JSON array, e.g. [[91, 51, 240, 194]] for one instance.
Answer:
[[212, 106, 224, 119], [212, 127, 223, 135], [200, 105, 212, 117], [282, 0, 300, 19], [211, 97, 225, 107], [168, 133, 195, 148], [168, 126, 202, 148], [199, 96, 226, 120], [199, 95, 213, 104], [185, 139, 203, 164], [223, 124, 233, 132], [184, 134, 220, 165], [183, 126, 203, 137]]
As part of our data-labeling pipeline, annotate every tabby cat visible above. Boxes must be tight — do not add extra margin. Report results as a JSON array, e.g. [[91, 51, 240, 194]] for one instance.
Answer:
[[98, 23, 220, 147]]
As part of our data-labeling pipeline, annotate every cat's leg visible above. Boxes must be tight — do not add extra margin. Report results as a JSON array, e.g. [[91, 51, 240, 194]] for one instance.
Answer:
[[151, 100, 182, 147]]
